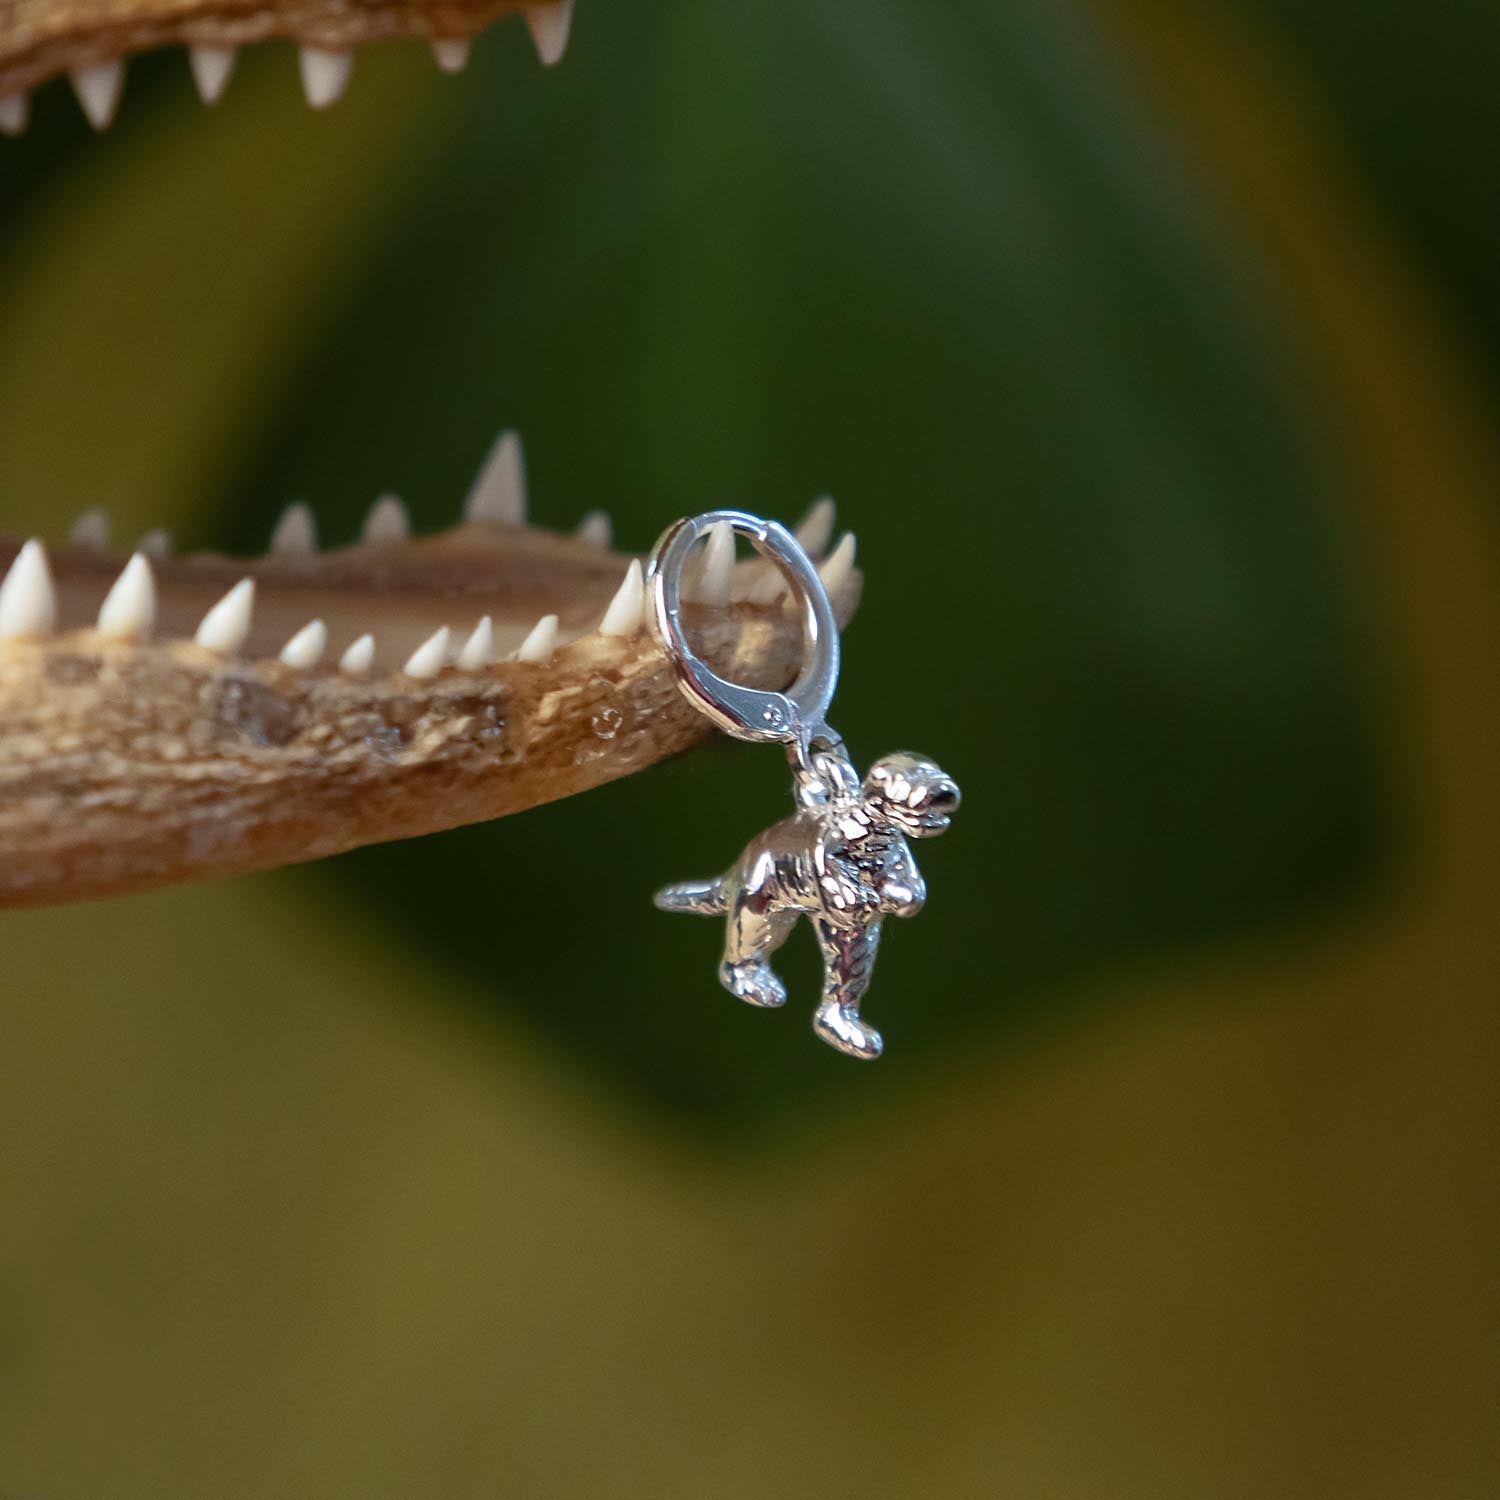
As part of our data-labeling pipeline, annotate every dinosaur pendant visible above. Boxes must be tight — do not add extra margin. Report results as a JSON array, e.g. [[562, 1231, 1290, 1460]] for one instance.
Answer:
[[647, 511, 960, 1061]]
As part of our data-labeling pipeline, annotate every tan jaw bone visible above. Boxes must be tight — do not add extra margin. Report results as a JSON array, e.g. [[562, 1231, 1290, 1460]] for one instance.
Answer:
[[0, 430, 859, 909], [0, 0, 573, 132]]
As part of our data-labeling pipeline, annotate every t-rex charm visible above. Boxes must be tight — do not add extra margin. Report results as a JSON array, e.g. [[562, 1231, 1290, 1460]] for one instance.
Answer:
[[655, 749, 960, 1059], [646, 508, 960, 1062]]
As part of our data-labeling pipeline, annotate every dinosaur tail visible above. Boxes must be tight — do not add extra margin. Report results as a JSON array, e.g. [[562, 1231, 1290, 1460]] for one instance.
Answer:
[[653, 877, 727, 916]]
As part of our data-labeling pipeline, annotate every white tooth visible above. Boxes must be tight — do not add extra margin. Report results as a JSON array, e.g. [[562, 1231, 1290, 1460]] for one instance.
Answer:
[[95, 553, 155, 641], [270, 501, 317, 555], [431, 37, 471, 73], [340, 633, 375, 676], [818, 533, 856, 598], [696, 521, 734, 607], [456, 615, 494, 670], [464, 429, 526, 526], [299, 47, 351, 109], [679, 547, 704, 603], [732, 558, 769, 603], [794, 497, 835, 558], [597, 558, 644, 637], [69, 508, 110, 550], [194, 578, 255, 654], [71, 62, 125, 130], [0, 541, 57, 640], [524, 0, 575, 66], [746, 563, 787, 605], [188, 44, 236, 104], [361, 493, 410, 544], [138, 529, 172, 560], [738, 502, 836, 607], [403, 626, 451, 679], [514, 613, 559, 664], [0, 92, 28, 137], [575, 510, 612, 548], [279, 618, 327, 669]]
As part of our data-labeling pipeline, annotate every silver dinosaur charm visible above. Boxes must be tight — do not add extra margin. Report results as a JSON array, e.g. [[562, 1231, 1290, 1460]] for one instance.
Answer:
[[654, 747, 958, 1058], [646, 510, 960, 1060]]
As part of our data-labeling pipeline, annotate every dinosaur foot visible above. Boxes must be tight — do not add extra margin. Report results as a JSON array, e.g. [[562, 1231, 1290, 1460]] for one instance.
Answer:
[[812, 1001, 884, 1061], [718, 960, 787, 1009]]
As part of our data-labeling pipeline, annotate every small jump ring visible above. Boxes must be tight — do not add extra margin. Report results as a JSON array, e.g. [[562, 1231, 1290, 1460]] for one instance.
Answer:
[[646, 508, 841, 750]]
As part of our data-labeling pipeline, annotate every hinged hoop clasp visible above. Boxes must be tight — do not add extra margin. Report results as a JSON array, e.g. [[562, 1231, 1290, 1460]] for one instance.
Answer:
[[646, 509, 842, 761]]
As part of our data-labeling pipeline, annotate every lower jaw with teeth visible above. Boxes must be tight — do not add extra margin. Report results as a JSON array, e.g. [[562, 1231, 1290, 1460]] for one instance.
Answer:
[[0, 431, 860, 909], [0, 0, 576, 133]]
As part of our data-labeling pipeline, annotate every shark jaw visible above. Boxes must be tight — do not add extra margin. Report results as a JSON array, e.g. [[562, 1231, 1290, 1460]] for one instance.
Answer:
[[0, 5, 864, 909], [0, 0, 573, 132], [0, 430, 859, 908]]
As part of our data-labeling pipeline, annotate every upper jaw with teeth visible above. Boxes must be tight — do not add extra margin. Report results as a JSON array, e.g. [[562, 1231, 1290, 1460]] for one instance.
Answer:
[[0, 429, 861, 909], [0, 0, 574, 132]]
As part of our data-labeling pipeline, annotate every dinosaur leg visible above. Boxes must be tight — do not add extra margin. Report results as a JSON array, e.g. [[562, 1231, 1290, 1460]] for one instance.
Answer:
[[811, 919, 884, 1060], [718, 893, 795, 1009]]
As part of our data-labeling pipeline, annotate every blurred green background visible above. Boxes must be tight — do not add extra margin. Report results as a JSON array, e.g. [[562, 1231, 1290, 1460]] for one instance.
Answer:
[[0, 1, 1496, 1495]]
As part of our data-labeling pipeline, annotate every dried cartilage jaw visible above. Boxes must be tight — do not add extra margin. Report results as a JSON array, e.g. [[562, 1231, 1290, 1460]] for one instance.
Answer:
[[0, 433, 861, 910], [0, 0, 578, 127]]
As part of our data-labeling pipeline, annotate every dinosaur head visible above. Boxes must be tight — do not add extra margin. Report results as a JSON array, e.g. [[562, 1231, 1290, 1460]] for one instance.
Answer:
[[862, 752, 960, 839]]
